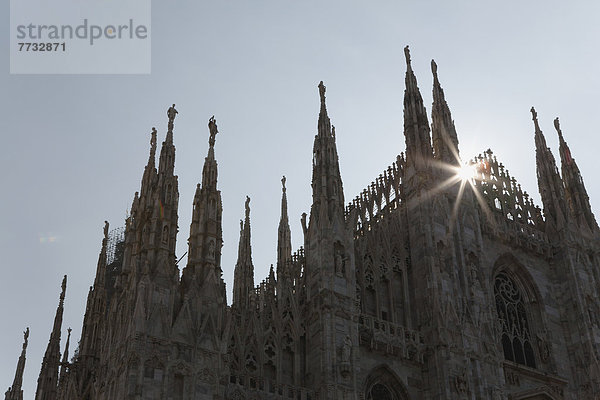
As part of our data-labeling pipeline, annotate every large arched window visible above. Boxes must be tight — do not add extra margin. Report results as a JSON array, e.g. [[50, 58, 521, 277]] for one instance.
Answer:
[[367, 383, 394, 400], [494, 272, 536, 368], [364, 366, 410, 400]]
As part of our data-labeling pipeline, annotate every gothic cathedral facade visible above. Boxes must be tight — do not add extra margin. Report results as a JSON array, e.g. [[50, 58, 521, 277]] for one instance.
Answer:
[[6, 47, 600, 400]]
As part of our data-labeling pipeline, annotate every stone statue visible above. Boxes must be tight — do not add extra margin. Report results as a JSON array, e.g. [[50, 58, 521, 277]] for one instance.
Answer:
[[104, 220, 109, 239], [431, 59, 438, 76], [23, 327, 29, 347], [281, 175, 286, 192], [208, 116, 218, 147], [554, 117, 561, 132], [404, 45, 411, 64], [342, 335, 352, 364], [167, 104, 178, 121], [318, 81, 326, 105], [530, 106, 537, 121], [208, 240, 215, 259], [245, 196, 250, 219], [335, 253, 345, 276]]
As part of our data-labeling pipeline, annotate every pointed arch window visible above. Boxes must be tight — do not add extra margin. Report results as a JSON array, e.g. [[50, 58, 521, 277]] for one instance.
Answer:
[[367, 383, 394, 400], [494, 272, 536, 368], [364, 366, 410, 400]]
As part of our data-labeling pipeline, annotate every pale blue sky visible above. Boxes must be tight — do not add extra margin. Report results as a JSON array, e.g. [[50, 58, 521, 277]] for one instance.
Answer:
[[2, 0, 600, 396]]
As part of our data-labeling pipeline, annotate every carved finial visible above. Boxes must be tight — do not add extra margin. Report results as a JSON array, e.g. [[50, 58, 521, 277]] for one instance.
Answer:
[[431, 59, 438, 80], [208, 115, 218, 147], [245, 196, 251, 219], [404, 45, 411, 66], [151, 127, 157, 142], [281, 176, 286, 192], [24, 327, 29, 346], [103, 221, 109, 239], [167, 104, 178, 122]]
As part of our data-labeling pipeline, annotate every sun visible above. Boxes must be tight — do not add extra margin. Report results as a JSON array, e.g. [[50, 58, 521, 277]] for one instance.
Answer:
[[456, 162, 477, 182]]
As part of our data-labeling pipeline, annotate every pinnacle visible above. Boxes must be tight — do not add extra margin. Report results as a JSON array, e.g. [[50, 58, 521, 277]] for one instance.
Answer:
[[530, 106, 542, 134], [404, 45, 412, 68], [431, 59, 438, 83]]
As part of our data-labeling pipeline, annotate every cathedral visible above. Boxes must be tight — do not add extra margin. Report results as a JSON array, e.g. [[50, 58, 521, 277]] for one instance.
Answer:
[[6, 46, 600, 399]]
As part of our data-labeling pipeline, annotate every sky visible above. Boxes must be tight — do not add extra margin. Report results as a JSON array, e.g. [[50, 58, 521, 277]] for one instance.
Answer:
[[2, 0, 600, 396]]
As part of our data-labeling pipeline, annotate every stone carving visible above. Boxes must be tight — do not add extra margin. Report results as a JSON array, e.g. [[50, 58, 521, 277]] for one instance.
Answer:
[[208, 115, 218, 147], [537, 334, 551, 363], [453, 370, 468, 393], [167, 104, 178, 121], [208, 240, 215, 260]]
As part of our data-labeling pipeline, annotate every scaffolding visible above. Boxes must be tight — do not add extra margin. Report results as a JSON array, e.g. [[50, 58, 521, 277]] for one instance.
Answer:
[[106, 226, 125, 265]]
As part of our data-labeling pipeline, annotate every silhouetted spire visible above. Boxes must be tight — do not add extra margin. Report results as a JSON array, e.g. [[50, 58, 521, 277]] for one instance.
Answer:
[[310, 82, 345, 226], [430, 59, 459, 166], [158, 104, 177, 177], [35, 276, 67, 400], [5, 328, 29, 400], [554, 117, 598, 233], [182, 116, 226, 305], [94, 221, 109, 288], [531, 107, 568, 232], [403, 46, 432, 169], [202, 116, 219, 190], [318, 81, 331, 137], [233, 197, 255, 308], [141, 128, 158, 195], [277, 176, 292, 287], [57, 328, 71, 396]]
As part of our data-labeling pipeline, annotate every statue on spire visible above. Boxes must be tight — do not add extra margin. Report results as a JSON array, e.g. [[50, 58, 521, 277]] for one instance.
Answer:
[[167, 104, 178, 122], [530, 107, 541, 132], [208, 116, 218, 147], [245, 196, 251, 219], [404, 45, 411, 66], [60, 275, 67, 301], [151, 127, 157, 146], [103, 221, 109, 240], [318, 81, 326, 106], [23, 327, 29, 348], [281, 176, 286, 192], [554, 117, 562, 136]]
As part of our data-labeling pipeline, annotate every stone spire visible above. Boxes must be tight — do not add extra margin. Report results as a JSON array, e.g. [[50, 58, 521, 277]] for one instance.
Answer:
[[233, 196, 255, 309], [277, 176, 292, 272], [95, 221, 109, 288], [78, 222, 108, 360], [531, 107, 568, 232], [5, 328, 29, 400], [141, 127, 158, 195], [202, 116, 219, 190], [57, 328, 71, 397], [35, 275, 67, 400], [158, 104, 177, 177], [181, 116, 226, 303], [403, 46, 432, 169], [310, 81, 345, 226], [430, 59, 459, 166], [554, 117, 599, 233]]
